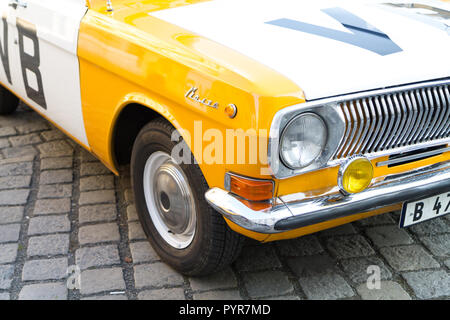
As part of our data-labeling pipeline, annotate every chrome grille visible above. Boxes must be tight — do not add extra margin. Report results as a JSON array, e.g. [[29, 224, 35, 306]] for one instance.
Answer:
[[332, 84, 450, 160]]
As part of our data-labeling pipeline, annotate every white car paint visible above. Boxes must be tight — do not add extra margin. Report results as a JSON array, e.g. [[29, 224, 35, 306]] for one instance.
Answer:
[[151, 0, 450, 100], [0, 0, 89, 146]]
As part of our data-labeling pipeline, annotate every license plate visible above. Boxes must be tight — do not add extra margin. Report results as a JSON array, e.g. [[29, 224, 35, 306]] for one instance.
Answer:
[[400, 191, 450, 228]]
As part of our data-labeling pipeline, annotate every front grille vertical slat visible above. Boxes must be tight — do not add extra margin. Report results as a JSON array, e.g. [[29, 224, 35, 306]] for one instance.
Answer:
[[439, 86, 450, 138], [369, 97, 388, 153], [432, 87, 448, 139], [400, 92, 417, 146], [424, 87, 440, 141], [333, 83, 449, 161], [342, 101, 359, 157], [416, 88, 433, 142], [354, 99, 372, 154], [408, 90, 423, 144], [391, 93, 408, 147], [348, 100, 366, 155]]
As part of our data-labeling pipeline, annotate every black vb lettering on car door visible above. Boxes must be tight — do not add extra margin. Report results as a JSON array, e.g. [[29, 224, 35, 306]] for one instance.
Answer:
[[0, 15, 47, 109]]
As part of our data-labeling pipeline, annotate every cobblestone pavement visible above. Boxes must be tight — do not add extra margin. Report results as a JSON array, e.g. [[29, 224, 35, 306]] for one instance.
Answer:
[[0, 104, 449, 300]]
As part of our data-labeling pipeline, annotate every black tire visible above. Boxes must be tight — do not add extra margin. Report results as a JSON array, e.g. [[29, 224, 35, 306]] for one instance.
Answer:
[[0, 86, 19, 115], [131, 118, 244, 276]]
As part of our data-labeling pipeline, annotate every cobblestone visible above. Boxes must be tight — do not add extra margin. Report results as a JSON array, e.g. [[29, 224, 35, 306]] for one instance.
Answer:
[[380, 245, 440, 271], [356, 281, 411, 300], [75, 245, 120, 270], [27, 234, 70, 257], [19, 283, 68, 300], [22, 258, 68, 281]]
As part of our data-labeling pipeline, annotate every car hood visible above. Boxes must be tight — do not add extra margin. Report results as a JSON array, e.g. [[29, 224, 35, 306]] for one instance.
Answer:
[[150, 0, 450, 100]]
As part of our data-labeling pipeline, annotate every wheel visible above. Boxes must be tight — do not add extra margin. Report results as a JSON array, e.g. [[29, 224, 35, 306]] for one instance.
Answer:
[[0, 86, 19, 115], [131, 118, 244, 276]]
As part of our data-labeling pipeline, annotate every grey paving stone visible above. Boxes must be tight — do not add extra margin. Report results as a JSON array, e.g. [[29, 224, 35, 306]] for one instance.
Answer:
[[0, 127, 16, 137], [0, 264, 14, 289], [124, 188, 134, 204], [0, 206, 24, 224], [0, 138, 9, 148], [0, 292, 9, 300], [420, 234, 450, 257], [37, 184, 72, 199], [40, 129, 66, 142], [340, 256, 392, 284], [39, 169, 73, 185], [129, 241, 160, 264], [19, 282, 68, 300], [193, 290, 242, 300], [128, 221, 146, 241], [80, 268, 126, 295], [138, 288, 185, 300], [127, 205, 138, 222], [356, 213, 396, 226], [403, 270, 450, 299], [16, 122, 49, 134], [22, 258, 68, 281], [79, 149, 98, 162], [444, 259, 450, 269], [365, 225, 414, 248], [380, 245, 440, 271], [356, 281, 411, 300], [261, 295, 301, 300], [409, 217, 449, 236], [40, 157, 73, 170], [0, 224, 21, 243], [78, 204, 117, 224], [189, 267, 237, 292], [81, 294, 127, 300], [9, 133, 41, 147], [287, 254, 338, 278], [0, 161, 32, 177], [276, 235, 324, 257], [78, 223, 120, 245], [234, 245, 282, 272], [80, 162, 110, 176], [0, 243, 18, 264], [318, 224, 357, 236], [325, 235, 375, 259], [243, 271, 294, 299], [79, 190, 116, 205], [0, 189, 30, 206], [33, 198, 71, 215], [0, 175, 31, 190], [75, 245, 120, 270], [80, 175, 114, 192], [134, 262, 184, 289], [298, 273, 355, 300], [28, 215, 70, 235], [27, 234, 70, 257], [2, 146, 38, 159], [37, 141, 73, 158]]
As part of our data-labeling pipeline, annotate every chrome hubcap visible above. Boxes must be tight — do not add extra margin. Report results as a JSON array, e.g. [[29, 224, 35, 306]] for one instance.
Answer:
[[143, 152, 196, 249]]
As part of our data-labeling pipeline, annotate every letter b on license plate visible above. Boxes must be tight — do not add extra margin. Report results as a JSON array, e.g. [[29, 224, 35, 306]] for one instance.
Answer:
[[400, 191, 450, 228]]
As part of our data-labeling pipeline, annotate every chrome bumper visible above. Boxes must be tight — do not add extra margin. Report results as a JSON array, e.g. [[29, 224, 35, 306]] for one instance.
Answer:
[[205, 162, 450, 234]]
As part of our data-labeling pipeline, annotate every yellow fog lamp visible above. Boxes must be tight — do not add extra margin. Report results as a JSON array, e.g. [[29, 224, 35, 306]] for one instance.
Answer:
[[338, 156, 374, 195]]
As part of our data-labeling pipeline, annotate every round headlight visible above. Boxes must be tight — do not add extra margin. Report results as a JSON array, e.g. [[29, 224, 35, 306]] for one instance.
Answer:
[[280, 113, 327, 169]]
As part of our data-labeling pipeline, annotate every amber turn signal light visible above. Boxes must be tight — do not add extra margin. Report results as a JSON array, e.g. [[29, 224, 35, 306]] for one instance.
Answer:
[[226, 173, 274, 201]]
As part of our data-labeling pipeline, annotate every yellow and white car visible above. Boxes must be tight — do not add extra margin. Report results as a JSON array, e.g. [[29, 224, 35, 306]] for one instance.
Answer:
[[0, 0, 449, 275]]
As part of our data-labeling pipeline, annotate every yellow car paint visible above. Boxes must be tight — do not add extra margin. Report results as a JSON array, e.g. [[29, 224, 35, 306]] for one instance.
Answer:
[[77, 1, 450, 241]]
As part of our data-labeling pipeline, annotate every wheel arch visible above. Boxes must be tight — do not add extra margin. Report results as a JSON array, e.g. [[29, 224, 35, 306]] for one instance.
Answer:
[[110, 94, 183, 170]]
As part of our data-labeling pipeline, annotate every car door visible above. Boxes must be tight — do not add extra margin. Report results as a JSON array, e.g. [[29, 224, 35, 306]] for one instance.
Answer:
[[4, 0, 90, 147]]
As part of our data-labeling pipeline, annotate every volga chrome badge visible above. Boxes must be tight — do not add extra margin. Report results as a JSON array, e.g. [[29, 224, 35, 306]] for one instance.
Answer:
[[185, 87, 219, 109]]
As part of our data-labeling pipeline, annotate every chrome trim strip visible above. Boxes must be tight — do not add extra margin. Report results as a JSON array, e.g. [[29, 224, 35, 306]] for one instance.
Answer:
[[376, 147, 450, 167], [206, 162, 450, 233]]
